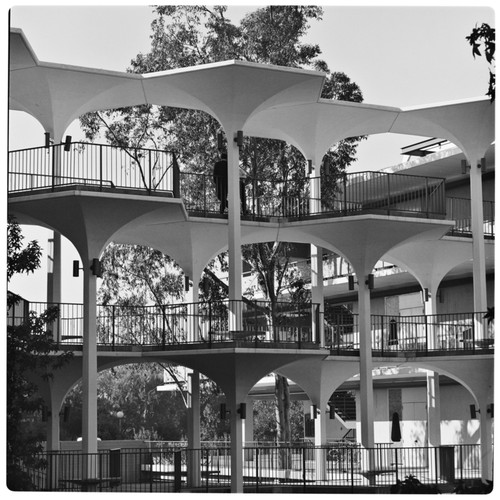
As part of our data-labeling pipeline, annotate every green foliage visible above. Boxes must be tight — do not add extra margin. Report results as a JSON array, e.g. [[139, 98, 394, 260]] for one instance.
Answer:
[[466, 23, 495, 101], [99, 242, 184, 306], [7, 216, 72, 490], [7, 215, 41, 285]]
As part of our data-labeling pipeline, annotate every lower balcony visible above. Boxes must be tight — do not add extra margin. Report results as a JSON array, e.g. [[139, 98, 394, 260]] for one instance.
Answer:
[[7, 300, 493, 356]]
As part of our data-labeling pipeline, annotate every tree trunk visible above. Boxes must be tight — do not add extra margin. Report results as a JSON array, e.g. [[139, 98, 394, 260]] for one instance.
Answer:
[[275, 373, 291, 473]]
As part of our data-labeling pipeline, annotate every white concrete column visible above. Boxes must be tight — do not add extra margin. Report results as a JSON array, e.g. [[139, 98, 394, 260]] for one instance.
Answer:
[[310, 245, 325, 346], [229, 393, 244, 493], [191, 279, 199, 343], [187, 371, 201, 487], [227, 135, 242, 331], [309, 160, 324, 346], [358, 278, 374, 448], [469, 158, 488, 329], [426, 372, 441, 446], [82, 260, 99, 477], [313, 401, 328, 481], [46, 232, 62, 343], [423, 284, 438, 350], [244, 398, 254, 445], [46, 231, 62, 303], [478, 397, 493, 482]]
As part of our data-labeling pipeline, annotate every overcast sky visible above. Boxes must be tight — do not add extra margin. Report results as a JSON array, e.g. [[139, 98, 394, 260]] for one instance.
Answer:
[[6, 2, 496, 302]]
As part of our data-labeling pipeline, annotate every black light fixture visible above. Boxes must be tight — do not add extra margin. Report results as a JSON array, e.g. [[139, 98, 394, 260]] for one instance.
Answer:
[[308, 159, 313, 175], [234, 130, 243, 149], [488, 403, 494, 417], [424, 288, 430, 302], [73, 260, 81, 277], [470, 404, 478, 419], [45, 132, 51, 148], [329, 405, 335, 420], [184, 275, 190, 292], [366, 274, 374, 290], [237, 403, 246, 419], [348, 275, 356, 291], [90, 258, 102, 277], [64, 135, 72, 152]]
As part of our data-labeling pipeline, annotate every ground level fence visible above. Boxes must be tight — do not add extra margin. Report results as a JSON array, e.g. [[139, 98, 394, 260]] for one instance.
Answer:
[[20, 443, 482, 492]]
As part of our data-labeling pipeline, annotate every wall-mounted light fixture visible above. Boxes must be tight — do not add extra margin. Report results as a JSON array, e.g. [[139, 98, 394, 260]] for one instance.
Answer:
[[90, 258, 102, 277], [488, 403, 494, 417], [234, 130, 243, 149], [237, 403, 246, 419], [308, 160, 313, 175], [365, 274, 374, 290], [73, 260, 82, 277], [470, 404, 479, 419], [329, 405, 335, 420], [64, 135, 72, 152], [45, 132, 51, 148], [348, 275, 356, 291], [184, 275, 191, 292]]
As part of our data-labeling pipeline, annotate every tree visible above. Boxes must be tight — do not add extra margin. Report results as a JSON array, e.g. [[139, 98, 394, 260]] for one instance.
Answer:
[[80, 5, 364, 446], [466, 23, 495, 101], [7, 216, 72, 490]]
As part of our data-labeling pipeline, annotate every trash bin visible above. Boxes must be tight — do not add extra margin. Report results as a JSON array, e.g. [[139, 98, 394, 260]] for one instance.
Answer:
[[438, 446, 455, 482]]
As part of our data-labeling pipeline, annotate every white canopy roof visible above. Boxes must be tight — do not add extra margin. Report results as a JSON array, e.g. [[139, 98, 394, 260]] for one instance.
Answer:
[[9, 28, 494, 163]]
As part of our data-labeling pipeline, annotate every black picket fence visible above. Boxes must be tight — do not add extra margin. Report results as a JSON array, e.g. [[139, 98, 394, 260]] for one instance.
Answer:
[[21, 443, 482, 492]]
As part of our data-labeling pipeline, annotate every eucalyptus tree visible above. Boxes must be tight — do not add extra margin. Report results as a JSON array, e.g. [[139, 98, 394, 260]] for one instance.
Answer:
[[80, 5, 364, 445]]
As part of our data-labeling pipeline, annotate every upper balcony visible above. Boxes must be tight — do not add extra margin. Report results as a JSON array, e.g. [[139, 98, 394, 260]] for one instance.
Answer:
[[8, 142, 448, 222]]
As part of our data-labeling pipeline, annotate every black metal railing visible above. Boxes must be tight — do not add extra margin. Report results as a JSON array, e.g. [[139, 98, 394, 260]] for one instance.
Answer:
[[18, 300, 320, 350], [8, 143, 177, 195], [23, 443, 482, 492], [325, 312, 493, 355], [446, 197, 495, 238], [9, 301, 492, 356], [8, 144, 446, 220], [180, 170, 446, 220]]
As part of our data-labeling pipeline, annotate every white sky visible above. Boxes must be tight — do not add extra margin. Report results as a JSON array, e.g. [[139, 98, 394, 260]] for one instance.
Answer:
[[5, 2, 496, 302]]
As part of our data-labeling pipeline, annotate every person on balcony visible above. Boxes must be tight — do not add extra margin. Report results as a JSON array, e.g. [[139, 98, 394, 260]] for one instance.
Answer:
[[213, 152, 228, 213], [213, 152, 248, 215]]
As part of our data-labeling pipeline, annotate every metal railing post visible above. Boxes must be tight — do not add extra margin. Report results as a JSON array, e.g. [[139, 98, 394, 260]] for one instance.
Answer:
[[162, 305, 166, 348], [99, 145, 103, 191], [111, 305, 116, 350], [350, 446, 354, 493], [425, 177, 429, 217], [302, 446, 307, 493], [148, 150, 152, 193], [387, 173, 391, 215], [255, 447, 259, 492]]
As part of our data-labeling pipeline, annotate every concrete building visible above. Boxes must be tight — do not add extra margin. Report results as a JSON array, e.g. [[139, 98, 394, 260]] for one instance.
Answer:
[[7, 27, 494, 492]]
